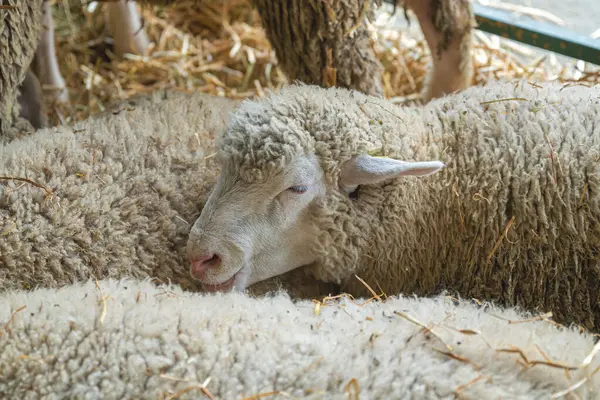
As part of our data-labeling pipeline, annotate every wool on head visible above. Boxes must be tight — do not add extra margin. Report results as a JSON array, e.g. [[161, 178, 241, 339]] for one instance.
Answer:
[[220, 84, 381, 185]]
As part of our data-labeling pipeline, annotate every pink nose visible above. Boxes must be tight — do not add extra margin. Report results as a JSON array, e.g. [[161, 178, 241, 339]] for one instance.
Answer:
[[190, 254, 221, 280]]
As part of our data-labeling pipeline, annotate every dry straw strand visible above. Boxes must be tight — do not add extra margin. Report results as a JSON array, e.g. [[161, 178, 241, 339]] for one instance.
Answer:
[[1, 305, 27, 336], [41, 0, 599, 125]]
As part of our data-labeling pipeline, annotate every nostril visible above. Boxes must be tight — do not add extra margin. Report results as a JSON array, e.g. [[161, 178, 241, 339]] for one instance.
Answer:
[[190, 253, 221, 280], [204, 254, 220, 267]]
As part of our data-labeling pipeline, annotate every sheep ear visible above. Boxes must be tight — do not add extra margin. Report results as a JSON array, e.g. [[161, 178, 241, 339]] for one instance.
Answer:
[[340, 154, 445, 188]]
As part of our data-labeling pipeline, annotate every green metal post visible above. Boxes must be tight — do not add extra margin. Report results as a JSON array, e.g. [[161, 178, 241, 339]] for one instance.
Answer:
[[472, 3, 600, 65]]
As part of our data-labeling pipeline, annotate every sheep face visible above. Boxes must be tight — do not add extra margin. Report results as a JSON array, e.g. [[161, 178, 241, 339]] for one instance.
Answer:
[[187, 153, 327, 292], [185, 84, 445, 292]]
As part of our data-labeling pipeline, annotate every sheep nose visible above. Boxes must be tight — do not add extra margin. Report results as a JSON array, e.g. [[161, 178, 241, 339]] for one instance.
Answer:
[[189, 254, 221, 280]]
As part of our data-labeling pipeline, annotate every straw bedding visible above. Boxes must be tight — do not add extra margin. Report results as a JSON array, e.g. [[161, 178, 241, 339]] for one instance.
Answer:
[[0, 278, 599, 399], [41, 0, 600, 127]]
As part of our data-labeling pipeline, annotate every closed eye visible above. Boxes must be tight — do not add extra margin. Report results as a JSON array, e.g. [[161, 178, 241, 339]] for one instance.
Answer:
[[288, 185, 309, 194]]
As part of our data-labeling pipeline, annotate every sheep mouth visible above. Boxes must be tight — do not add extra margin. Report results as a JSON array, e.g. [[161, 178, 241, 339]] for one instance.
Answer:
[[201, 270, 240, 293]]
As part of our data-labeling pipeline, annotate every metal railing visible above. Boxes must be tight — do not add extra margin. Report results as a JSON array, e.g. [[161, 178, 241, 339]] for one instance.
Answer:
[[382, 1, 600, 66], [472, 3, 600, 65]]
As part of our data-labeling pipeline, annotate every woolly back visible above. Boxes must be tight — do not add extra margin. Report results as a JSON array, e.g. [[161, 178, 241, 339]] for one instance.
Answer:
[[339, 80, 600, 331]]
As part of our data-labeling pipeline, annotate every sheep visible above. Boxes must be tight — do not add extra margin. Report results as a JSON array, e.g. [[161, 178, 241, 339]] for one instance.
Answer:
[[186, 79, 600, 332], [1, 277, 599, 399], [0, 88, 339, 299]]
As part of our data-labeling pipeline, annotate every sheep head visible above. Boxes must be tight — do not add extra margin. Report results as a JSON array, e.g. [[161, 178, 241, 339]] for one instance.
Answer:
[[186, 85, 444, 292], [186, 153, 327, 292]]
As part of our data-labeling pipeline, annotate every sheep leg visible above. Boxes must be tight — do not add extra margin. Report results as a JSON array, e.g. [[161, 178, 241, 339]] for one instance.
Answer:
[[104, 0, 150, 56], [33, 0, 69, 104], [402, 0, 475, 101], [17, 69, 47, 130], [250, 0, 384, 97]]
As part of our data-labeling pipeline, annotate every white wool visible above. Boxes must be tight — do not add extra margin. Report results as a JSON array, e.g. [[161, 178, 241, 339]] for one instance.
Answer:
[[0, 278, 598, 399]]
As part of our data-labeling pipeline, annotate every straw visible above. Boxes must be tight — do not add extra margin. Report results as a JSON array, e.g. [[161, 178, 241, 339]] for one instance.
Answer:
[[40, 0, 599, 125]]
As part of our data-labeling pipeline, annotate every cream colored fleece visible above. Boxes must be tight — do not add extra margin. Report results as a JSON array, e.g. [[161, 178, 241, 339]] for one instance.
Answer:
[[0, 90, 233, 292], [0, 278, 598, 399]]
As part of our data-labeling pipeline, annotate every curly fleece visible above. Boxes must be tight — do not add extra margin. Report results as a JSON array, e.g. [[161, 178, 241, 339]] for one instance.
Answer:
[[221, 80, 600, 331], [1, 278, 598, 399], [0, 91, 233, 292]]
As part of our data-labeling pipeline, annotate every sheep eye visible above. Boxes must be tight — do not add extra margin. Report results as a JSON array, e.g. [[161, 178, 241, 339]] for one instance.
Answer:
[[288, 185, 308, 194]]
